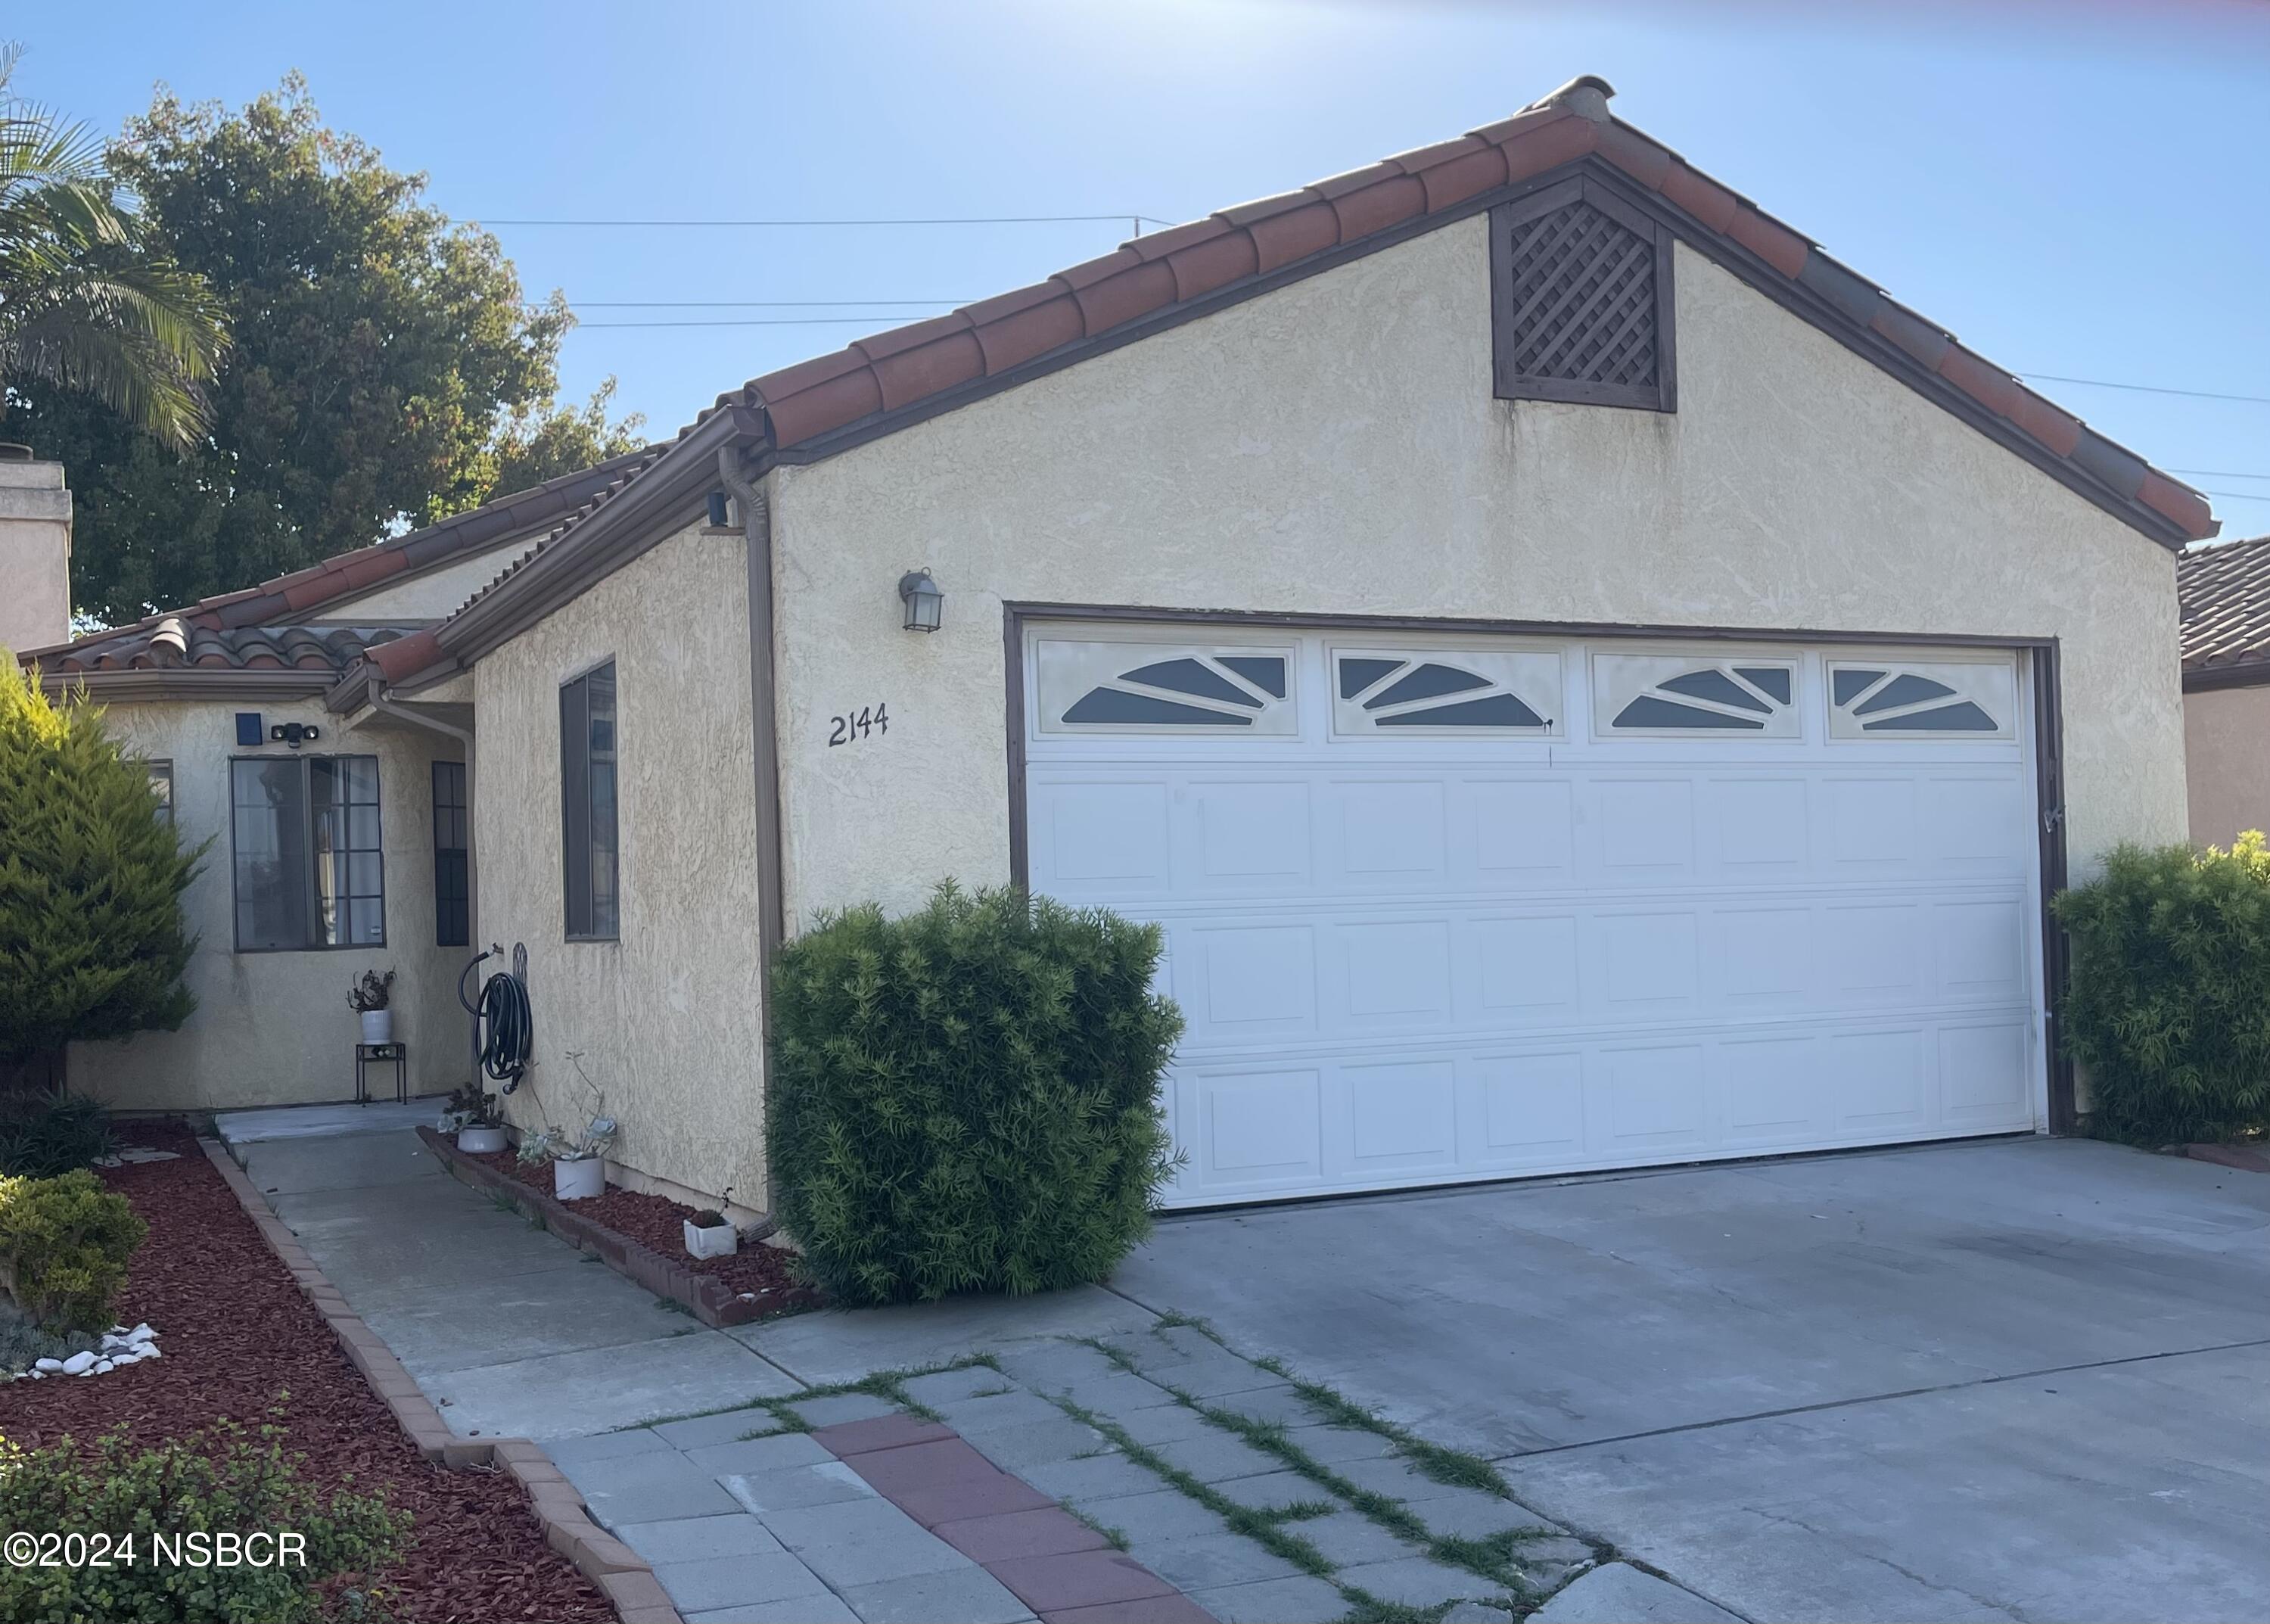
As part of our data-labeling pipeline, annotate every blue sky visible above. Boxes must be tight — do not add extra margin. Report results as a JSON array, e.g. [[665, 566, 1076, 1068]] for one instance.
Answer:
[[25, 1, 2270, 533]]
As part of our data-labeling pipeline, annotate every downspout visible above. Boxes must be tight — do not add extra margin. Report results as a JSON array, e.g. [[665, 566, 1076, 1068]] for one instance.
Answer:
[[716, 449, 787, 994]]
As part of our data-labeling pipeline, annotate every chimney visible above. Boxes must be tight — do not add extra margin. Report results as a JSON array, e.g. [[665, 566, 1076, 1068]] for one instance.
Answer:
[[0, 445, 72, 655]]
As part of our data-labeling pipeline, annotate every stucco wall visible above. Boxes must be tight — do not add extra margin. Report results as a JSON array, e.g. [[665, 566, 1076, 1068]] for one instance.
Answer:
[[0, 460, 71, 656], [2184, 683, 2270, 848], [324, 537, 537, 622], [767, 223, 2186, 926], [69, 697, 467, 1110], [471, 524, 765, 1208]]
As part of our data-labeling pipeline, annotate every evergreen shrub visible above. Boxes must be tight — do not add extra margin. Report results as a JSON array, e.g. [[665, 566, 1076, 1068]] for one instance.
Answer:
[[2054, 833, 2270, 1143], [767, 884, 1182, 1304], [0, 1420, 403, 1622], [0, 658, 205, 1066], [0, 1169, 146, 1332]]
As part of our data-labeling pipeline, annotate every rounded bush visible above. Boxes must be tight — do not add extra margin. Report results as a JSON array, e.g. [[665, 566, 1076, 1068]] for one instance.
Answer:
[[2054, 833, 2270, 1143], [767, 884, 1182, 1305], [0, 1168, 146, 1333]]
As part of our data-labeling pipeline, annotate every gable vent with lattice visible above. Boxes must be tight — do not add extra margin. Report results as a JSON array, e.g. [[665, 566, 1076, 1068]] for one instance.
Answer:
[[1491, 178, 1676, 412]]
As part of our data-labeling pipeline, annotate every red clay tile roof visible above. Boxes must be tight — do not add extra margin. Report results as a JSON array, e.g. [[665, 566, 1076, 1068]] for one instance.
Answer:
[[40, 621, 412, 677], [2178, 535, 2270, 682], [441, 77, 2215, 650], [18, 448, 657, 671]]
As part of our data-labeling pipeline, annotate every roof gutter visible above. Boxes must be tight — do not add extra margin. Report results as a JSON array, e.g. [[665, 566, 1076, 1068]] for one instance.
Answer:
[[2182, 660, 2270, 694], [431, 405, 770, 672]]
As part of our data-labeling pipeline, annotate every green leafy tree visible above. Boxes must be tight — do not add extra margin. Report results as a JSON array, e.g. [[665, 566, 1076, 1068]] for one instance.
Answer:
[[0, 42, 225, 451], [0, 658, 204, 1067], [2, 74, 642, 624]]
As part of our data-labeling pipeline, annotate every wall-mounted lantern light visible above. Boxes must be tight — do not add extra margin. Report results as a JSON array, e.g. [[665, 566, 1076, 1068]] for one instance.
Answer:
[[898, 569, 944, 633]]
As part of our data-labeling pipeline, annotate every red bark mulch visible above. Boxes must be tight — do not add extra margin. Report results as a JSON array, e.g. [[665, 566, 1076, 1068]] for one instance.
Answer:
[[462, 1146, 807, 1302], [0, 1125, 611, 1624]]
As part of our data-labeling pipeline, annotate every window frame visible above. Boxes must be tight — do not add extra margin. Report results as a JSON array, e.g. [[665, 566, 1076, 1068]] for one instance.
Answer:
[[560, 659, 621, 941], [228, 752, 386, 954], [1490, 176, 1678, 414], [431, 758, 469, 949]]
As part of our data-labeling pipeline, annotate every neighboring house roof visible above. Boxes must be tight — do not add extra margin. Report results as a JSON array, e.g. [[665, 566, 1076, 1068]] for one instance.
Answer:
[[396, 76, 2216, 687], [2178, 535, 2270, 689], [19, 449, 655, 683], [42, 621, 413, 677]]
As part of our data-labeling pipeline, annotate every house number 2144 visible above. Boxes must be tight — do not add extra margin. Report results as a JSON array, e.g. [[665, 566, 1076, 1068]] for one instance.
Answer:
[[827, 703, 888, 746]]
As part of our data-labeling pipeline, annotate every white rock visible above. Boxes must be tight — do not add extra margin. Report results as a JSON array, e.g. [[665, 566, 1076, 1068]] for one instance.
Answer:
[[137, 1343, 160, 1358], [60, 1352, 95, 1376], [93, 1358, 114, 1374], [33, 1358, 62, 1373], [128, 1324, 154, 1342]]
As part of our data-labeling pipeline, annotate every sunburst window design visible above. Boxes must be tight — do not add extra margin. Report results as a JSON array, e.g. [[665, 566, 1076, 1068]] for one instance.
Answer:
[[1829, 662, 2009, 738], [1332, 649, 1559, 736], [1037, 640, 1297, 735], [1596, 655, 1799, 737]]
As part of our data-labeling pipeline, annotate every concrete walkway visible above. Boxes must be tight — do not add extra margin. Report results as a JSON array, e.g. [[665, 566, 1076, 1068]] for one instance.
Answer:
[[216, 1107, 1719, 1624]]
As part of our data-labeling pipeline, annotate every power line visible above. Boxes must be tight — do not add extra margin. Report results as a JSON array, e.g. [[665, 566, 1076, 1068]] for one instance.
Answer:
[[480, 213, 1179, 229], [2169, 468, 2270, 481], [2201, 490, 2270, 503], [557, 299, 970, 309], [2018, 373, 2270, 407]]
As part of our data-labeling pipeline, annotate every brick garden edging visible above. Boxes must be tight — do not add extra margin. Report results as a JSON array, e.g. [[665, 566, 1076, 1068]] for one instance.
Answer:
[[2184, 1143, 2270, 1174], [416, 1125, 819, 1329], [198, 1137, 684, 1624]]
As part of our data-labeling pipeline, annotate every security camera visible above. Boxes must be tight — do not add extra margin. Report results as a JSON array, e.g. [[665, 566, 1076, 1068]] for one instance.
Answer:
[[269, 722, 320, 748]]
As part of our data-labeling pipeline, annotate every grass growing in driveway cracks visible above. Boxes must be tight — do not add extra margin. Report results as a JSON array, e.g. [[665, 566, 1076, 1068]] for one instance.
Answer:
[[1152, 1315, 1516, 1498], [746, 1352, 1003, 1433], [1074, 1330, 1550, 1598]]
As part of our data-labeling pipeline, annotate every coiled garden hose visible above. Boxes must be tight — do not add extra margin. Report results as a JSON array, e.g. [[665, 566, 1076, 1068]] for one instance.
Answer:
[[458, 952, 533, 1091]]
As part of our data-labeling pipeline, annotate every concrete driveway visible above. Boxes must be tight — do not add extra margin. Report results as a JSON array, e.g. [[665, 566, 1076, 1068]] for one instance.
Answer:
[[1109, 1137, 2270, 1622]]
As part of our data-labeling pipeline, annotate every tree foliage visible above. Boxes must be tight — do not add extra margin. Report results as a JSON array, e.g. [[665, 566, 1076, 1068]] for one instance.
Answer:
[[0, 42, 226, 452], [0, 658, 204, 1065], [2054, 834, 2270, 1143], [2, 74, 642, 624], [767, 885, 1183, 1305]]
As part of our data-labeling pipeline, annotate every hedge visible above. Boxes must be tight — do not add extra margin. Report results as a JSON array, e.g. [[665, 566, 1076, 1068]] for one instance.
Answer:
[[2054, 833, 2270, 1143], [767, 884, 1181, 1304]]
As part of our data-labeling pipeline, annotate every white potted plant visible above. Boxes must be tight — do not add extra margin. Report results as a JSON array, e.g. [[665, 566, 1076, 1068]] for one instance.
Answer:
[[348, 969, 396, 1044], [439, 1084, 508, 1154], [518, 1053, 616, 1200], [684, 1188, 739, 1259]]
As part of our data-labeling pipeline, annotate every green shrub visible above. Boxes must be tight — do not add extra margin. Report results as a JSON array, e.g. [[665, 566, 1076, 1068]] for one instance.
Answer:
[[0, 1090, 115, 1178], [2054, 832, 2270, 1143], [0, 1419, 404, 1622], [767, 884, 1182, 1304], [0, 657, 207, 1067], [0, 1170, 146, 1333]]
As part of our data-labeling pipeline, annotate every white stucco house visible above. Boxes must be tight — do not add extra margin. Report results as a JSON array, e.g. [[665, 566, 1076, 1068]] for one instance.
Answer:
[[18, 77, 2219, 1218]]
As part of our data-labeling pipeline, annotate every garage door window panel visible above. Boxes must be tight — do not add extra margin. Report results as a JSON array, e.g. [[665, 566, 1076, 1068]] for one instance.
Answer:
[[1037, 639, 1297, 736], [1332, 649, 1559, 736], [1828, 659, 2013, 739], [1595, 654, 1799, 738]]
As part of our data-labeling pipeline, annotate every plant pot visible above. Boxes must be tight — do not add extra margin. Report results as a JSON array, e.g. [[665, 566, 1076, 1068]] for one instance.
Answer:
[[553, 1156, 605, 1200], [456, 1125, 508, 1155], [684, 1218, 739, 1259], [359, 1010, 393, 1044]]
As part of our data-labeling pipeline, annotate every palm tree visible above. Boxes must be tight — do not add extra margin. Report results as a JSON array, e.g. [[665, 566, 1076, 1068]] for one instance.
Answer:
[[0, 44, 225, 450]]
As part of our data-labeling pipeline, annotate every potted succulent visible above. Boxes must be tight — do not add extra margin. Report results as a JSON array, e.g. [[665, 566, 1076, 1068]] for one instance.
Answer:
[[439, 1084, 508, 1154], [348, 969, 396, 1044], [516, 1053, 617, 1200], [684, 1188, 739, 1259]]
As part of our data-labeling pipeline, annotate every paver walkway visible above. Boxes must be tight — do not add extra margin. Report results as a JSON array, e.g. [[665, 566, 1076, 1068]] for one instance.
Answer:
[[218, 1106, 1728, 1624]]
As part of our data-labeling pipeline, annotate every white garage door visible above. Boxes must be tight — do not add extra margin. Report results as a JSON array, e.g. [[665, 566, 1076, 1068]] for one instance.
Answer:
[[1022, 623, 2045, 1208]]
